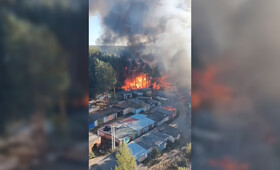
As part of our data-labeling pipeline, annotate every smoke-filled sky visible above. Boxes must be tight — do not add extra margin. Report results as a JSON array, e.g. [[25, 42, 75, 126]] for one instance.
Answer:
[[89, 0, 191, 88], [89, 16, 101, 45]]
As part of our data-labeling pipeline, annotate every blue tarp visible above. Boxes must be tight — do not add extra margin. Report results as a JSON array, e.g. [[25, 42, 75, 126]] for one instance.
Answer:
[[89, 122, 95, 130]]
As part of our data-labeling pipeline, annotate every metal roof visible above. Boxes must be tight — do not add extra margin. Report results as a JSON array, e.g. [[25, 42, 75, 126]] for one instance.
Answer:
[[128, 142, 148, 161], [127, 115, 155, 131], [89, 107, 123, 121], [134, 133, 165, 150], [157, 124, 181, 138]]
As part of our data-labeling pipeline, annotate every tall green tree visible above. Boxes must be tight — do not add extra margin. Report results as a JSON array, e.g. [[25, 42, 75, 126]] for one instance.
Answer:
[[115, 144, 137, 170], [95, 59, 117, 92], [89, 56, 117, 98]]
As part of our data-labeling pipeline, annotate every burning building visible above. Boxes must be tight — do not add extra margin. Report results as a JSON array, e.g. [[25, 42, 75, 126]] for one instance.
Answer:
[[122, 73, 151, 91], [121, 73, 171, 92]]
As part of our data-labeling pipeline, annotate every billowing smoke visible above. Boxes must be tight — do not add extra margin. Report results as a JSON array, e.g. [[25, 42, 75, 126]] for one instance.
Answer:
[[90, 0, 191, 89], [192, 0, 280, 169]]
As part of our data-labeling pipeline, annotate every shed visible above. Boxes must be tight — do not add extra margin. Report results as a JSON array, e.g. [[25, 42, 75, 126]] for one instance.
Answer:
[[89, 107, 123, 127], [146, 110, 170, 126], [129, 102, 144, 114], [132, 91, 144, 97], [128, 114, 155, 135], [115, 101, 133, 115], [139, 88, 152, 97], [128, 142, 148, 162], [149, 129, 171, 142], [155, 96, 168, 103], [146, 107, 174, 126], [129, 99, 151, 112], [145, 99, 161, 108], [157, 124, 181, 142], [134, 133, 167, 153], [118, 91, 133, 100], [115, 126, 137, 144]]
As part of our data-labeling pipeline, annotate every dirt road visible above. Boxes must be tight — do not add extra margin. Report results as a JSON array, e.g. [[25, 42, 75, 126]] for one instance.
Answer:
[[171, 102, 191, 142]]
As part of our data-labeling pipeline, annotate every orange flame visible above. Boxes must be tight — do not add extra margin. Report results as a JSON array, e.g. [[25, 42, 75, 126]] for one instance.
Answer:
[[122, 73, 171, 91], [208, 157, 250, 170], [162, 106, 176, 112], [122, 73, 151, 91], [153, 76, 171, 90]]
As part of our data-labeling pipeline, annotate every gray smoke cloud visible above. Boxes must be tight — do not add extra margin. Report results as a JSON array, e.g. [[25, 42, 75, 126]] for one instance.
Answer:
[[90, 0, 191, 88]]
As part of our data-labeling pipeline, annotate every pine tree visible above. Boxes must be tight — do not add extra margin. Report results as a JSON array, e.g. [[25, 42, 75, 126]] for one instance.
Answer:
[[115, 144, 137, 170]]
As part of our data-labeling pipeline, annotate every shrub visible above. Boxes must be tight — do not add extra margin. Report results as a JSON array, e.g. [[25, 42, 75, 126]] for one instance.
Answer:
[[151, 147, 161, 159], [181, 143, 191, 158]]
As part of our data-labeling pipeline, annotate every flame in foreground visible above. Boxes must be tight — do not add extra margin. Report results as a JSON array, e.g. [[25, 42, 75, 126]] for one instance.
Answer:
[[122, 73, 171, 91], [208, 157, 250, 170], [192, 66, 232, 110]]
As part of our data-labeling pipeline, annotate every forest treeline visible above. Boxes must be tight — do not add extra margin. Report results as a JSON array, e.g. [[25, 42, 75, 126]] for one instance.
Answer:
[[89, 47, 161, 99]]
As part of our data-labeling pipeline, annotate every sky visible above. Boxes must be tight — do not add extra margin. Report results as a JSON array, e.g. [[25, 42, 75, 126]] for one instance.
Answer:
[[89, 15, 101, 45]]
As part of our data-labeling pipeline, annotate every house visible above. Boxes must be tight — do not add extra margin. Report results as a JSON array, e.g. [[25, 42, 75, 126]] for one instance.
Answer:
[[89, 107, 123, 129], [89, 132, 101, 152], [128, 142, 148, 162], [118, 91, 133, 100]]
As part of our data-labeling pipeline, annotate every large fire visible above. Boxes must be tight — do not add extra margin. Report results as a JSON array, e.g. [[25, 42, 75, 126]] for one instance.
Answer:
[[121, 73, 151, 91], [121, 73, 171, 91], [152, 76, 171, 90]]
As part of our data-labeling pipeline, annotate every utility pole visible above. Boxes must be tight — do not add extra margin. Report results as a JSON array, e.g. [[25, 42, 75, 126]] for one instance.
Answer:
[[111, 124, 115, 151]]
